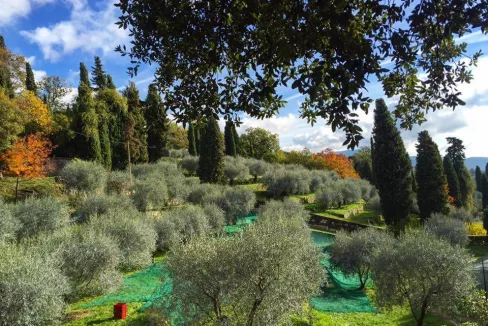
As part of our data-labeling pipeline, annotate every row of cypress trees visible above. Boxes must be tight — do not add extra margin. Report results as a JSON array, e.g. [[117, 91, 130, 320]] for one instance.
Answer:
[[372, 99, 474, 234], [475, 164, 488, 210], [71, 57, 169, 170], [188, 119, 239, 158]]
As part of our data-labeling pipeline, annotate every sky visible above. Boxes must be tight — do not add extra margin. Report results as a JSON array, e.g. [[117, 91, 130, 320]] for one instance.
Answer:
[[1, 0, 488, 157]]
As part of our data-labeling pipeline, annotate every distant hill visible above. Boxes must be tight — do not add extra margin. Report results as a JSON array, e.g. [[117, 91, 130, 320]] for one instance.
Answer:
[[338, 150, 487, 170]]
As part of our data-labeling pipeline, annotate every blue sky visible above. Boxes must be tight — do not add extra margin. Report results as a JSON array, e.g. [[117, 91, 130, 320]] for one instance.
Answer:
[[2, 0, 488, 157]]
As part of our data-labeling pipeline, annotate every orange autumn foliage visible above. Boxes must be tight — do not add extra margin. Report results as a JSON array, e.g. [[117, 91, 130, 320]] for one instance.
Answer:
[[311, 148, 360, 179], [446, 184, 456, 205], [0, 134, 53, 178]]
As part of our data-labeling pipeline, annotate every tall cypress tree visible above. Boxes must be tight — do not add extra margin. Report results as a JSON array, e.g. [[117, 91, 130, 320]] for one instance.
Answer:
[[123, 82, 148, 163], [72, 62, 102, 163], [195, 124, 201, 155], [443, 155, 461, 207], [198, 117, 224, 184], [188, 123, 197, 156], [372, 99, 413, 234], [482, 174, 488, 209], [94, 100, 112, 169], [145, 84, 169, 162], [25, 61, 37, 94], [91, 56, 107, 89], [106, 74, 116, 89], [411, 170, 418, 193], [485, 163, 488, 176], [232, 123, 239, 154], [475, 166, 483, 192], [415, 131, 448, 219], [0, 35, 14, 98], [446, 137, 474, 210], [224, 120, 237, 156]]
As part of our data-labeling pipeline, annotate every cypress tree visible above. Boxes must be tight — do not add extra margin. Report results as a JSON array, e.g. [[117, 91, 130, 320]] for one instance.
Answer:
[[72, 62, 102, 163], [198, 117, 224, 184], [485, 163, 488, 176], [446, 137, 475, 210], [25, 61, 37, 94], [475, 166, 483, 192], [91, 56, 107, 89], [372, 98, 413, 234], [232, 123, 239, 154], [0, 35, 14, 98], [123, 82, 148, 163], [484, 208, 488, 233], [443, 155, 461, 207], [415, 131, 448, 219], [195, 124, 201, 155], [224, 120, 237, 156], [482, 174, 488, 209], [145, 84, 169, 162], [411, 170, 418, 193], [94, 100, 112, 169], [188, 123, 197, 156], [106, 74, 116, 89]]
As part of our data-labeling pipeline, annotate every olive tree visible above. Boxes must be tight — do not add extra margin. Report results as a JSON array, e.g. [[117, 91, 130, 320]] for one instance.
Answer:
[[202, 203, 226, 234], [179, 156, 199, 176], [371, 230, 475, 326], [0, 244, 69, 326], [130, 174, 169, 211], [315, 187, 344, 209], [329, 228, 391, 289], [60, 159, 107, 193], [248, 159, 269, 182], [223, 156, 250, 185], [259, 198, 309, 223], [263, 168, 312, 197], [366, 195, 382, 214], [75, 193, 136, 222], [310, 170, 339, 192], [0, 200, 17, 243], [88, 209, 157, 271], [216, 187, 256, 223], [13, 197, 70, 240], [106, 171, 131, 195], [449, 207, 479, 223], [424, 213, 469, 247], [338, 180, 362, 205], [166, 202, 324, 325]]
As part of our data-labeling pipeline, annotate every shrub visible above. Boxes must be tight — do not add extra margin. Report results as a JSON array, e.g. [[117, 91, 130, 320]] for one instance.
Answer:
[[315, 187, 343, 209], [179, 156, 199, 176], [0, 244, 69, 325], [338, 180, 362, 204], [187, 183, 226, 205], [130, 174, 169, 211], [61, 229, 122, 299], [60, 159, 107, 193], [224, 156, 250, 185], [259, 199, 309, 223], [13, 197, 70, 240], [425, 214, 469, 246], [88, 209, 157, 271], [449, 207, 479, 223], [0, 200, 17, 243], [263, 168, 312, 197], [75, 193, 136, 222], [216, 187, 256, 222], [106, 171, 131, 195], [203, 203, 226, 234], [466, 222, 487, 236], [248, 159, 269, 182], [366, 195, 382, 214], [357, 179, 377, 201], [310, 170, 339, 192]]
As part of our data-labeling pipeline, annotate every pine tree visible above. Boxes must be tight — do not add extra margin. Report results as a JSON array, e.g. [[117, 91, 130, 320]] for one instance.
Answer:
[[482, 174, 488, 209], [188, 123, 197, 156], [224, 120, 237, 156], [0, 35, 14, 98], [446, 137, 474, 210], [106, 74, 116, 89], [475, 166, 483, 192], [415, 131, 448, 219], [198, 117, 224, 184], [123, 82, 148, 163], [91, 56, 107, 89], [25, 61, 37, 94], [443, 155, 461, 207], [72, 63, 102, 163], [145, 84, 169, 162], [372, 99, 413, 234]]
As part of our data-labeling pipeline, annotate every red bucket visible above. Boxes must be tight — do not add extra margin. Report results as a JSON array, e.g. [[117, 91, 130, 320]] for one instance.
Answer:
[[114, 302, 127, 319]]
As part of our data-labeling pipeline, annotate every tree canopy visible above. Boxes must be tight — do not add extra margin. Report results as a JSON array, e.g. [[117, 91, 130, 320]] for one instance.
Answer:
[[115, 0, 488, 148]]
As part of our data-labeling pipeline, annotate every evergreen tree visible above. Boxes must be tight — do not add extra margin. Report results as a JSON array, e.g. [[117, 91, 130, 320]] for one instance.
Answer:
[[25, 61, 37, 94], [94, 101, 112, 169], [145, 84, 169, 162], [415, 131, 448, 219], [123, 82, 148, 163], [482, 174, 488, 210], [411, 170, 418, 193], [198, 117, 224, 184], [475, 166, 483, 192], [484, 208, 488, 234], [91, 56, 107, 89], [188, 123, 197, 156], [224, 120, 237, 156], [195, 124, 201, 155], [0, 35, 14, 98], [232, 123, 239, 154], [106, 74, 116, 89], [372, 99, 413, 234], [443, 156, 461, 207], [485, 163, 488, 176], [72, 63, 102, 163], [446, 137, 475, 210]]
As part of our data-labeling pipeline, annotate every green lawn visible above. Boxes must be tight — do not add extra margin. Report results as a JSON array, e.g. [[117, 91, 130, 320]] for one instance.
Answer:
[[0, 176, 63, 202], [468, 244, 488, 260]]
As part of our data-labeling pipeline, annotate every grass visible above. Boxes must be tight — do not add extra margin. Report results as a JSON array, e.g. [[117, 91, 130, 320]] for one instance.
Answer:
[[237, 183, 272, 202], [0, 176, 63, 202], [468, 244, 488, 260]]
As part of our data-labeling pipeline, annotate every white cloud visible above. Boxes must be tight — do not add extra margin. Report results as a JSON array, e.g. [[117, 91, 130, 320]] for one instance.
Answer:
[[455, 31, 488, 45], [20, 0, 130, 62], [33, 69, 47, 81], [0, 0, 55, 27], [25, 56, 36, 64]]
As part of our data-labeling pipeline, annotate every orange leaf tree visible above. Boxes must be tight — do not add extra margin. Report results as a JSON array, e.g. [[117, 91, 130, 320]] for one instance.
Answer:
[[0, 134, 53, 201], [311, 148, 359, 179]]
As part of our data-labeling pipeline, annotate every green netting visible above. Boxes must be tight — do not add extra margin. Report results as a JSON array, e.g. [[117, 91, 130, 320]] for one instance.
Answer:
[[80, 220, 375, 322], [225, 214, 258, 233]]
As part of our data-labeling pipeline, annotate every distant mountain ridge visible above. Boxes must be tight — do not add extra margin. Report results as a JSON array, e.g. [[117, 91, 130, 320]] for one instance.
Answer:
[[337, 150, 488, 170]]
